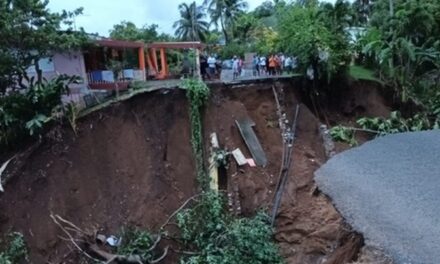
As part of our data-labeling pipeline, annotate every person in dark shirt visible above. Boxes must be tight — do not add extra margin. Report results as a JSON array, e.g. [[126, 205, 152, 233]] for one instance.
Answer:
[[200, 55, 208, 80]]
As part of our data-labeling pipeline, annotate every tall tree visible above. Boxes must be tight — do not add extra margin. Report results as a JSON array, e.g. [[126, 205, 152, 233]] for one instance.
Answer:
[[204, 0, 248, 44], [352, 0, 372, 25], [363, 0, 440, 102], [234, 13, 259, 43], [173, 2, 209, 42], [0, 0, 87, 93], [277, 3, 351, 81], [253, 0, 275, 18], [319, 0, 355, 32], [110, 21, 159, 42]]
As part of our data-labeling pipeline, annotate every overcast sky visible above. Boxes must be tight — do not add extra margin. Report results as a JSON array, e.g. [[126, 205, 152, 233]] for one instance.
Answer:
[[47, 0, 337, 37]]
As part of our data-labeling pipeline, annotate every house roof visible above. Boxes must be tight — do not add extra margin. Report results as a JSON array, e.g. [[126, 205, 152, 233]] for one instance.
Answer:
[[147, 42, 205, 49], [95, 39, 144, 49], [93, 39, 205, 49]]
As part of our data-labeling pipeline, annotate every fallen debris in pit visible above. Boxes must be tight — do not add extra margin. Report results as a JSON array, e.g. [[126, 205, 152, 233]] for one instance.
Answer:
[[208, 133, 221, 191], [231, 148, 247, 166], [51, 212, 169, 263], [50, 189, 284, 263], [0, 157, 13, 192], [271, 104, 300, 226], [235, 117, 268, 167], [105, 235, 122, 247], [246, 158, 256, 167], [319, 124, 336, 158], [208, 132, 232, 191]]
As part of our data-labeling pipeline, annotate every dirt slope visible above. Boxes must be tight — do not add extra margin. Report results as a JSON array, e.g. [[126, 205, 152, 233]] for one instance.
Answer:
[[204, 82, 363, 263], [0, 89, 195, 263], [0, 81, 384, 263]]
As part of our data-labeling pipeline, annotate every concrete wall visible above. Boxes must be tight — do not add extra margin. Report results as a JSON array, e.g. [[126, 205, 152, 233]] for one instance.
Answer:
[[27, 51, 88, 93]]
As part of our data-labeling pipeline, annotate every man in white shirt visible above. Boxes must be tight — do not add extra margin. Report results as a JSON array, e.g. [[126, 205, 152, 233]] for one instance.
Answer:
[[207, 55, 216, 78], [280, 53, 285, 73], [284, 56, 292, 74], [259, 56, 267, 75]]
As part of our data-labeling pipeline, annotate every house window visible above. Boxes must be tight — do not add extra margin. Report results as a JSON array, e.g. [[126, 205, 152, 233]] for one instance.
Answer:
[[26, 57, 55, 73]]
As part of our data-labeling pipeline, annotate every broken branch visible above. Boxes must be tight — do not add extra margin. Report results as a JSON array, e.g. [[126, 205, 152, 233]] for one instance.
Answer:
[[50, 214, 101, 263]]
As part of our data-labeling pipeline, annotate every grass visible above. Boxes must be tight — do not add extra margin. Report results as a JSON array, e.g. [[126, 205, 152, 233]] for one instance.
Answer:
[[349, 65, 384, 85]]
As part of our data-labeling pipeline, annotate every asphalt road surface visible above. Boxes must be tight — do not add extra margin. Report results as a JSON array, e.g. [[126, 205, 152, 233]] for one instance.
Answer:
[[315, 130, 440, 264]]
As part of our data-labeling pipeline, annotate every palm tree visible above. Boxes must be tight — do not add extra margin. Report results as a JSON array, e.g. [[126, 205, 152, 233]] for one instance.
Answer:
[[319, 0, 355, 32], [173, 2, 209, 42], [352, 0, 371, 25], [204, 0, 248, 44]]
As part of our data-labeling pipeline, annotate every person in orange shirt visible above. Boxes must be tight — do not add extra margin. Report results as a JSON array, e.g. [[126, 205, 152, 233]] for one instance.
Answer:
[[268, 55, 276, 76]]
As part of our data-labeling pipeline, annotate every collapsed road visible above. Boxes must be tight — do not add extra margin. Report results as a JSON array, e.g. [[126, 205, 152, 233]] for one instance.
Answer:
[[315, 130, 440, 264]]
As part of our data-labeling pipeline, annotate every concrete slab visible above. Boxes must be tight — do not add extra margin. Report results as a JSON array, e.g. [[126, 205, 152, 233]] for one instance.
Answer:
[[235, 118, 268, 167]]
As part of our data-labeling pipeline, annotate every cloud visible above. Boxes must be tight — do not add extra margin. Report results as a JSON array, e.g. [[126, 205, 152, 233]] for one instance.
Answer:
[[47, 0, 338, 36]]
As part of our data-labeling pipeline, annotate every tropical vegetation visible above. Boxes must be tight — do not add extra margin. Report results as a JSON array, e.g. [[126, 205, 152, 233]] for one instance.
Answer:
[[174, 2, 210, 41], [1, 0, 440, 261], [0, 232, 27, 263], [0, 0, 87, 93], [0, 0, 87, 152]]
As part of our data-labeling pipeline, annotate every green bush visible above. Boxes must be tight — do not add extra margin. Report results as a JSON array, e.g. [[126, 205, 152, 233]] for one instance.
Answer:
[[330, 125, 357, 146], [177, 192, 284, 264], [356, 111, 436, 135], [330, 111, 440, 145], [180, 79, 210, 189], [0, 75, 78, 151], [0, 232, 27, 264], [218, 43, 247, 60], [117, 229, 155, 261], [277, 3, 351, 82]]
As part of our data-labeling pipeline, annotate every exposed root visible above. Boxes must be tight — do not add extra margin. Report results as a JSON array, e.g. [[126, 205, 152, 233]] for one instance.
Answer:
[[50, 214, 101, 262]]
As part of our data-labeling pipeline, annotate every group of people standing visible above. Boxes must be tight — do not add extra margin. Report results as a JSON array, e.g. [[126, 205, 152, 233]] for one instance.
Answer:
[[200, 54, 221, 80], [199, 52, 297, 80], [253, 54, 297, 77]]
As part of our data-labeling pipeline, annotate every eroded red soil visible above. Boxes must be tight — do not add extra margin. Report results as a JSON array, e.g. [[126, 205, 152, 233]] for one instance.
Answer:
[[0, 81, 389, 263]]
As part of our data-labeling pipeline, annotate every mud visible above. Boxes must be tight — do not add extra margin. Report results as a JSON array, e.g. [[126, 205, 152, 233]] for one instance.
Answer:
[[0, 80, 388, 263], [0, 89, 195, 263], [204, 83, 365, 263]]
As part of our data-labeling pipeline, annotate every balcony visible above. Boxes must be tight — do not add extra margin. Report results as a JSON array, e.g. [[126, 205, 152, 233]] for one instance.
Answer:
[[87, 69, 145, 90]]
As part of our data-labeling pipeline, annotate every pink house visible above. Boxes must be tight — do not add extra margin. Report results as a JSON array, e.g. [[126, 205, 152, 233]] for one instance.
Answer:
[[27, 38, 146, 101], [27, 51, 88, 93]]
